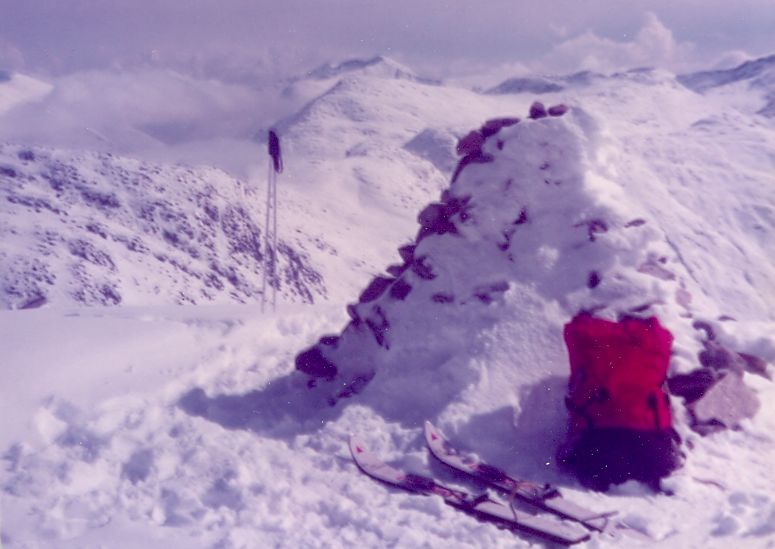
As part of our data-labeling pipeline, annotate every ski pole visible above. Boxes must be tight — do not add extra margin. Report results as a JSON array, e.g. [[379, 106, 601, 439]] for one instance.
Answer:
[[263, 129, 283, 312]]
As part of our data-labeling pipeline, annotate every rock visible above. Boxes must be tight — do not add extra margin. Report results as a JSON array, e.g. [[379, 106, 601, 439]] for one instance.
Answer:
[[346, 304, 360, 322], [692, 320, 716, 341], [17, 150, 35, 162], [451, 151, 494, 183], [738, 352, 770, 379], [668, 368, 721, 403], [398, 244, 415, 264], [431, 293, 454, 303], [625, 218, 647, 228], [358, 276, 394, 303], [0, 165, 18, 178], [472, 281, 510, 304], [411, 255, 436, 280], [548, 104, 569, 117], [480, 117, 520, 138], [529, 101, 548, 119], [418, 202, 448, 228], [389, 278, 412, 300], [365, 306, 390, 348], [575, 219, 608, 242], [455, 130, 484, 156], [689, 371, 760, 434], [416, 202, 458, 241], [319, 335, 340, 347], [386, 263, 408, 277], [295, 346, 337, 378], [699, 341, 747, 374]]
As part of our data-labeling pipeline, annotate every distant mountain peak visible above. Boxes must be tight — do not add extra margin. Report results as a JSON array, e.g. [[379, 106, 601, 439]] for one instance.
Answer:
[[678, 52, 775, 118], [486, 70, 602, 96], [486, 76, 566, 95], [679, 53, 775, 92], [306, 56, 386, 77], [304, 55, 439, 85]]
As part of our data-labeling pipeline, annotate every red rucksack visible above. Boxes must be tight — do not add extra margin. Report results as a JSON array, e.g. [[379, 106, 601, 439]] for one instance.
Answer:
[[559, 313, 682, 490]]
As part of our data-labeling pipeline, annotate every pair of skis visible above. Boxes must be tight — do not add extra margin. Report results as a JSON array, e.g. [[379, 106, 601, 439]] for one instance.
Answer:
[[350, 421, 637, 545]]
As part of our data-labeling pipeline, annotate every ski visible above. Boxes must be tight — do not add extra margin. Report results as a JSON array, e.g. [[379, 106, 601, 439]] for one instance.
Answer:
[[349, 434, 590, 545], [424, 421, 617, 532]]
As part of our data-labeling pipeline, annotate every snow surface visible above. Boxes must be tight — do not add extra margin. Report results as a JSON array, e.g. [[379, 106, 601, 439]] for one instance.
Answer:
[[2, 56, 775, 548]]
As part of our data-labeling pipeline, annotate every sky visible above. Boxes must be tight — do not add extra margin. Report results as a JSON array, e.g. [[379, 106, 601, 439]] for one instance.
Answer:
[[2, 0, 775, 80], [1, 0, 774, 173]]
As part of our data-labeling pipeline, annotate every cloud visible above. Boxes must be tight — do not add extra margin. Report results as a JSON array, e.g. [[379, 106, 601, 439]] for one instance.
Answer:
[[4, 1, 773, 84], [538, 13, 697, 74], [0, 68, 277, 152], [711, 50, 756, 70]]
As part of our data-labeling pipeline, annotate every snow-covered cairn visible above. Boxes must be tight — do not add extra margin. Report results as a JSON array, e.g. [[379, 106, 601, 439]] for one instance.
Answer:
[[295, 103, 716, 407]]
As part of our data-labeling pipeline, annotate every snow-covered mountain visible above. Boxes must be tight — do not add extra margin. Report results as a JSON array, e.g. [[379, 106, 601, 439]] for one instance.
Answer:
[[0, 145, 325, 309], [485, 71, 599, 95], [304, 56, 439, 85], [2, 54, 775, 548], [679, 54, 775, 117], [0, 58, 475, 310], [280, 56, 439, 114], [260, 62, 537, 303], [679, 54, 775, 93]]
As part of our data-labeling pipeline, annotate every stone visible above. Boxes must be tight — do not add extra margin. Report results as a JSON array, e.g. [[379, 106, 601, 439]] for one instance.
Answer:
[[689, 371, 760, 434], [548, 104, 569, 117], [295, 346, 337, 378], [529, 101, 548, 119], [359, 276, 394, 303], [455, 130, 484, 156], [480, 117, 520, 138]]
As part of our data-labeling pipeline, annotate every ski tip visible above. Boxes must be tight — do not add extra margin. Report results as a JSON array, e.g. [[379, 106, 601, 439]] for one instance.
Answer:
[[424, 420, 442, 443], [349, 434, 367, 458]]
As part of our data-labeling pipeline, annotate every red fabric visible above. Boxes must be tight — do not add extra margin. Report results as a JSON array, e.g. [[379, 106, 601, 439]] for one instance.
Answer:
[[563, 314, 674, 432]]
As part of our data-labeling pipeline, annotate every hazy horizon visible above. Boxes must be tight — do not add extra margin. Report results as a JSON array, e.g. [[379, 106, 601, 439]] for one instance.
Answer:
[[2, 2, 774, 82]]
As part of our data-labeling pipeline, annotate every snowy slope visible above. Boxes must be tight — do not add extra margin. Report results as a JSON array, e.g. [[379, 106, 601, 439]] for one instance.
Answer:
[[2, 55, 775, 548], [679, 55, 775, 117], [570, 68, 775, 321], [0, 56, 531, 309], [0, 60, 480, 309], [0, 145, 325, 308], [263, 66, 537, 302]]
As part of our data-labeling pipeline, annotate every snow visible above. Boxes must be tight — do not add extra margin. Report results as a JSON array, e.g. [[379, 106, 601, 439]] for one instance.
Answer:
[[0, 146, 327, 308], [2, 55, 775, 548]]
